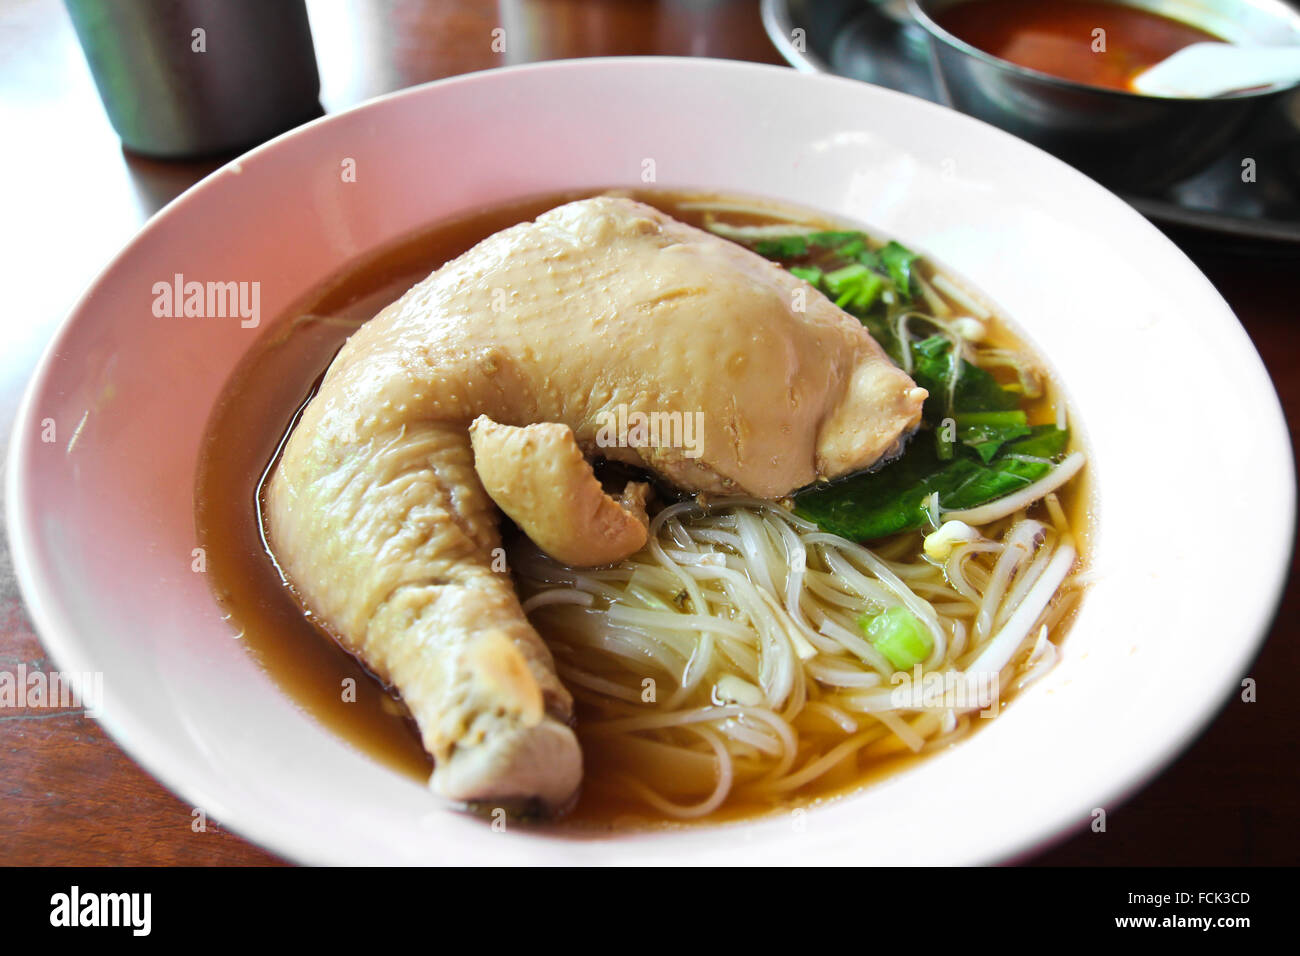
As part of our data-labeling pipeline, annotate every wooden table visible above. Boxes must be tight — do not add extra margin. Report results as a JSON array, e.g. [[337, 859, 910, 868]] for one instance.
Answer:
[[1, 0, 1295, 866]]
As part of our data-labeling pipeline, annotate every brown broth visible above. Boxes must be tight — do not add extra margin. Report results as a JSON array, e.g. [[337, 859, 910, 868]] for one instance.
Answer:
[[936, 0, 1225, 93], [195, 188, 1092, 833]]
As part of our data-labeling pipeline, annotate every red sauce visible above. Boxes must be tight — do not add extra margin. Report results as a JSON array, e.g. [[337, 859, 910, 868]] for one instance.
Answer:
[[935, 0, 1226, 93]]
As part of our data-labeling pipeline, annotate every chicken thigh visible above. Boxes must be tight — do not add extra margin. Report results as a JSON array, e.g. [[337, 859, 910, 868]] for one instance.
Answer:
[[265, 197, 926, 814]]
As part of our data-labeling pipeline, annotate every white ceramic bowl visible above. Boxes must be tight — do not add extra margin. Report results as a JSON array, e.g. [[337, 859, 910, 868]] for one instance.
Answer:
[[7, 58, 1293, 865]]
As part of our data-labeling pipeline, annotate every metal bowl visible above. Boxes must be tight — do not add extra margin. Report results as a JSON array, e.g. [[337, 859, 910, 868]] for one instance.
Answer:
[[908, 0, 1300, 191]]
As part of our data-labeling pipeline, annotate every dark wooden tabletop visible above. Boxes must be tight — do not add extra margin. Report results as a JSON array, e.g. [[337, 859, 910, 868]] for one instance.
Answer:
[[1, 0, 1295, 866]]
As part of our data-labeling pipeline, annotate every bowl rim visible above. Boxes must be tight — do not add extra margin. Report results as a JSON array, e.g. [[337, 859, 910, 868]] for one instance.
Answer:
[[6, 54, 1295, 865], [906, 0, 1300, 101]]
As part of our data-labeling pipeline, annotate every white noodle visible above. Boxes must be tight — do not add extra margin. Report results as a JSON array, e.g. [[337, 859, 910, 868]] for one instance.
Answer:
[[515, 488, 1082, 818], [930, 273, 991, 319], [521, 590, 594, 613], [966, 541, 1077, 678], [914, 272, 952, 317], [802, 700, 860, 733], [943, 452, 1086, 525]]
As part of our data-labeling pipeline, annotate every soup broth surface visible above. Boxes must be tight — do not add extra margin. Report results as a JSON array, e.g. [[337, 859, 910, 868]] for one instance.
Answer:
[[936, 0, 1225, 92]]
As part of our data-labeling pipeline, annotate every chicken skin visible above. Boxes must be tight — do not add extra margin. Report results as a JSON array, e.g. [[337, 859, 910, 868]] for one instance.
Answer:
[[265, 197, 926, 814]]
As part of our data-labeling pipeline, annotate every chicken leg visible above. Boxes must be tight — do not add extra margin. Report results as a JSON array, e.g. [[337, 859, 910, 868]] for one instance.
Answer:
[[265, 197, 926, 814]]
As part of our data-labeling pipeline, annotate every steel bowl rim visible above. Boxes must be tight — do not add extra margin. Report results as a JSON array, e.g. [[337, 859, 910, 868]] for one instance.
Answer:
[[759, 0, 831, 74]]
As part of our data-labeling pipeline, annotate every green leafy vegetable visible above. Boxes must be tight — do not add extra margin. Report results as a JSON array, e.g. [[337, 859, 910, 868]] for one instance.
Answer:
[[955, 411, 1028, 428], [712, 223, 925, 325], [793, 426, 1070, 541], [909, 335, 1022, 423], [788, 265, 822, 285], [858, 606, 933, 670], [959, 423, 1031, 463], [1003, 425, 1070, 459], [752, 235, 811, 259], [907, 339, 1030, 460], [824, 263, 884, 312], [954, 410, 1030, 463], [833, 236, 868, 260], [805, 230, 862, 248], [880, 241, 920, 301], [745, 229, 866, 260], [854, 248, 884, 272]]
